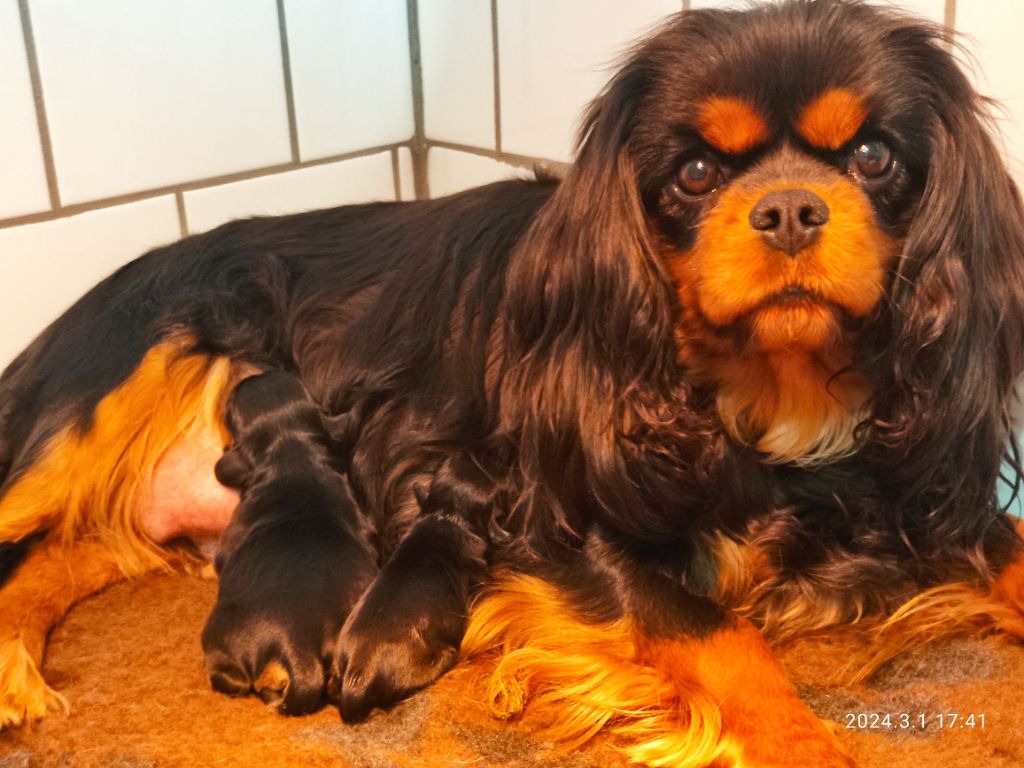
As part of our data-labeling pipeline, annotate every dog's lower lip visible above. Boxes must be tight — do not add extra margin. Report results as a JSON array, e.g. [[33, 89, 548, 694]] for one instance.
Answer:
[[760, 285, 820, 307], [775, 286, 815, 300]]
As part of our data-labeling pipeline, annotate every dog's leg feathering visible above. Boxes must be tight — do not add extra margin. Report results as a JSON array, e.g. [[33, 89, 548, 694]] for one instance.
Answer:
[[461, 562, 853, 768], [0, 539, 123, 728]]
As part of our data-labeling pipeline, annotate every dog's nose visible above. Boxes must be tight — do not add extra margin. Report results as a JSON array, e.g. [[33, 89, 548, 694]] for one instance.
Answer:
[[749, 189, 829, 257]]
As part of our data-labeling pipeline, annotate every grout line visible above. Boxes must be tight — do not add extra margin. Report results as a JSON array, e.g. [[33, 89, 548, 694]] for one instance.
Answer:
[[175, 191, 189, 238], [0, 143, 409, 231], [405, 0, 430, 199], [426, 139, 569, 176], [944, 0, 956, 37], [682, 0, 690, 10], [276, 0, 302, 163], [18, 0, 60, 210], [390, 147, 402, 201], [490, 0, 502, 153]]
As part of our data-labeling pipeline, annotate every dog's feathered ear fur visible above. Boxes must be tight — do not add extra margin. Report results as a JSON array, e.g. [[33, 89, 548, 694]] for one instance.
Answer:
[[498, 45, 717, 548], [867, 28, 1024, 570]]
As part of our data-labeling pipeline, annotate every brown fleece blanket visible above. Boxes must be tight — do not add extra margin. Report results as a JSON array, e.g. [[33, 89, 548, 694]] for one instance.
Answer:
[[1, 573, 1022, 767]]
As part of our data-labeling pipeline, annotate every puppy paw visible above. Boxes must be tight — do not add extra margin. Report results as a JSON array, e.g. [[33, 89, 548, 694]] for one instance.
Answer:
[[203, 635, 327, 716], [202, 515, 377, 716], [0, 637, 69, 729], [330, 622, 460, 723], [329, 571, 466, 722]]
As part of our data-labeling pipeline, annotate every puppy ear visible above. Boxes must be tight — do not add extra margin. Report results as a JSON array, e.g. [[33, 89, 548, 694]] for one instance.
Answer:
[[215, 447, 252, 489], [869, 43, 1024, 565], [500, 40, 711, 543]]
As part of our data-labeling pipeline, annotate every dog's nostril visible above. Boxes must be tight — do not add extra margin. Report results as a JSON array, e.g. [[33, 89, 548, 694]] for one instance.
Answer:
[[799, 203, 828, 227], [749, 189, 830, 256], [751, 208, 781, 231]]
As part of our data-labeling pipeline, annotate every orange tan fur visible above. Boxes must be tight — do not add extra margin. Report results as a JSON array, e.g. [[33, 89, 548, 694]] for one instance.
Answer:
[[0, 539, 124, 728], [0, 336, 241, 574], [838, 578, 1024, 688], [797, 89, 868, 151], [848, 529, 1024, 683], [707, 520, 1024, 686], [708, 531, 867, 643], [641, 627, 851, 767], [461, 572, 849, 767], [0, 336, 249, 727], [697, 97, 769, 155], [672, 175, 891, 464]]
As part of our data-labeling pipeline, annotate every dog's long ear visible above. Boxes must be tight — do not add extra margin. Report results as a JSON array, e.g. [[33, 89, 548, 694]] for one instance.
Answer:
[[868, 32, 1024, 565], [499, 41, 712, 545]]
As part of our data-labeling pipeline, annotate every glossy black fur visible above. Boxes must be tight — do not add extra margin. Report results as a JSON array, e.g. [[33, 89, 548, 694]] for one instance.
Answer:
[[2, 0, 1024, 723], [202, 371, 376, 715]]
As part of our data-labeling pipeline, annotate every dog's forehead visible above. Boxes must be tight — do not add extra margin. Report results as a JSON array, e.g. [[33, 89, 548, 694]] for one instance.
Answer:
[[693, 38, 871, 151], [693, 88, 870, 156], [641, 2, 925, 153]]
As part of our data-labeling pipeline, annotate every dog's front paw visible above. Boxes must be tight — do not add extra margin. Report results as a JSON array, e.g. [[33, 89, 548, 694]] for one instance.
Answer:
[[328, 571, 466, 722]]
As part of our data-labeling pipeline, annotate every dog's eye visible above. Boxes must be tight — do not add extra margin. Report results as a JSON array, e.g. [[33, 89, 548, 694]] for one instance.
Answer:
[[849, 140, 894, 179], [675, 156, 722, 196]]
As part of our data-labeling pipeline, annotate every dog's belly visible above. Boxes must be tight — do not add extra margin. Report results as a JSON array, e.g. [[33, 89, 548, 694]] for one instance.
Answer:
[[141, 427, 239, 558]]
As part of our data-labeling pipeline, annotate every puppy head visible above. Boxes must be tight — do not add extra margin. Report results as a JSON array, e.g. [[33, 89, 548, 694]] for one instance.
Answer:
[[215, 371, 323, 488]]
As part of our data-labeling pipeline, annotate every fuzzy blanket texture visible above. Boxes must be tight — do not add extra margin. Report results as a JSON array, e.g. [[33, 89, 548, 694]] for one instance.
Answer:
[[0, 573, 1022, 767]]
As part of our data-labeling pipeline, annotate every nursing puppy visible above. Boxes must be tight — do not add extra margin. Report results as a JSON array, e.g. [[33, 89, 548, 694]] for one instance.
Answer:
[[202, 371, 376, 715]]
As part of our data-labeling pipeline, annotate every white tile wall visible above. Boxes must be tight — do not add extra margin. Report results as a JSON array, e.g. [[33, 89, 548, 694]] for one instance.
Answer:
[[689, 0, 945, 22], [0, 196, 180, 368], [1, 0, 1021, 388], [183, 153, 397, 234], [30, 0, 292, 205], [497, 0, 681, 162], [961, 0, 1024, 515], [0, 0, 49, 218], [428, 148, 529, 198], [398, 147, 416, 201], [419, 0, 495, 149], [286, 0, 414, 161], [954, 1, 1024, 190], [885, 0, 946, 24]]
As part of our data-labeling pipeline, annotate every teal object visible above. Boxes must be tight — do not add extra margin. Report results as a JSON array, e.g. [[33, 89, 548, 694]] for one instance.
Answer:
[[998, 450, 1023, 518]]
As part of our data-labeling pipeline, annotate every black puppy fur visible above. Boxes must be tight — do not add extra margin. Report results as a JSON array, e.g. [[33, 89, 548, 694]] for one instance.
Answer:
[[202, 371, 376, 715]]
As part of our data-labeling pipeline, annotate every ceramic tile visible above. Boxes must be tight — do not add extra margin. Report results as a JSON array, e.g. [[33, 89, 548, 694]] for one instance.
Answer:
[[0, 0, 49, 218], [29, 0, 291, 205], [285, 0, 414, 160], [184, 153, 397, 234], [955, 0, 1024, 189], [0, 196, 180, 368], [398, 147, 416, 201], [428, 147, 529, 198], [419, 0, 495, 148], [497, 0, 680, 162]]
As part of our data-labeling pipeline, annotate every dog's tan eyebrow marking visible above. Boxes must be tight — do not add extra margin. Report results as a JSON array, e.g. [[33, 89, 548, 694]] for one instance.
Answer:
[[696, 96, 769, 154], [797, 88, 868, 150]]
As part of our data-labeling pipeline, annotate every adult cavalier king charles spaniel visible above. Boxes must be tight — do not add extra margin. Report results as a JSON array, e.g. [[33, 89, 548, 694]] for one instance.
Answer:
[[1, 0, 1023, 765]]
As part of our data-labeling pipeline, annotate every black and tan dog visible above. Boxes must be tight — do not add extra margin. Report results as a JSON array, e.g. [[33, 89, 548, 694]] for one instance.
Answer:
[[2, 2, 1024, 765]]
